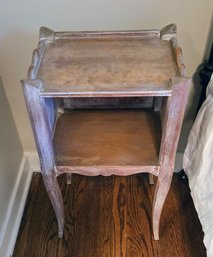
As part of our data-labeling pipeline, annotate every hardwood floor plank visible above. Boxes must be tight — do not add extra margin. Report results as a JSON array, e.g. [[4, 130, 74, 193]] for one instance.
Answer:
[[66, 175, 101, 257], [98, 176, 115, 257], [127, 174, 154, 257], [19, 174, 58, 257], [13, 173, 206, 257], [112, 176, 127, 257], [154, 175, 206, 257], [22, 174, 63, 257]]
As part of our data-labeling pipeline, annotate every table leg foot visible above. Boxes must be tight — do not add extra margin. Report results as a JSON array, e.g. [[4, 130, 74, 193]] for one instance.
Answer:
[[58, 230, 63, 238]]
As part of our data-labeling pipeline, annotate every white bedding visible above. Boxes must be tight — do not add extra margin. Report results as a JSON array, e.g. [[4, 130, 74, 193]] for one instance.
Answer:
[[183, 74, 213, 257]]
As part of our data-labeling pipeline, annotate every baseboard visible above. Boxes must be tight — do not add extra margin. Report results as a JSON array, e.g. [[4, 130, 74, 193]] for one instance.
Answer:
[[174, 152, 184, 173], [24, 151, 40, 172], [0, 155, 33, 257]]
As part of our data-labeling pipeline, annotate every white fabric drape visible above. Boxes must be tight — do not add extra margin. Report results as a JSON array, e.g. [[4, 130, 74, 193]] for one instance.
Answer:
[[183, 73, 213, 257]]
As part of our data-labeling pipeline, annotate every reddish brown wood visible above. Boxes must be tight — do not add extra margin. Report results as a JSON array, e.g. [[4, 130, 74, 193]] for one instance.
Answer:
[[53, 109, 161, 168], [13, 174, 207, 257]]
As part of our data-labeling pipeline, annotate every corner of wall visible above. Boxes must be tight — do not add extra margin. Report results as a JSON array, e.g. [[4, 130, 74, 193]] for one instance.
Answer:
[[0, 152, 39, 257]]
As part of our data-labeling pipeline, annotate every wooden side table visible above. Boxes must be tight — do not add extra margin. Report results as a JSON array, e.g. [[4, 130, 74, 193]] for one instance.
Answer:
[[22, 24, 190, 240]]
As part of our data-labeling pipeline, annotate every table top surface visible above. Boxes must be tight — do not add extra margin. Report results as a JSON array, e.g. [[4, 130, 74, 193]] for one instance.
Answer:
[[28, 26, 184, 97]]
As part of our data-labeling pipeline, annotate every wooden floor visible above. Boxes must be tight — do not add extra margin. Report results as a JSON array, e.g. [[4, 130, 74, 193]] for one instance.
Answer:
[[13, 173, 206, 257]]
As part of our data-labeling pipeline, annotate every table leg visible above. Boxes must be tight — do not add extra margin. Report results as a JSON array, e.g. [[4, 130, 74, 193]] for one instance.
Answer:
[[43, 173, 64, 238], [152, 78, 191, 240], [152, 172, 173, 240], [66, 173, 72, 185], [148, 174, 155, 185], [22, 80, 64, 237]]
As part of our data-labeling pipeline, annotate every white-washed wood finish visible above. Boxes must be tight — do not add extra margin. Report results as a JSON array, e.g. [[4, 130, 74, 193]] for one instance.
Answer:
[[22, 24, 190, 240], [26, 24, 185, 98], [22, 80, 64, 238], [152, 78, 191, 239]]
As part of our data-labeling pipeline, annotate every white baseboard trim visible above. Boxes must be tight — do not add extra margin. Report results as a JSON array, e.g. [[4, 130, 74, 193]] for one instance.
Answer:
[[174, 152, 184, 173], [0, 154, 34, 257], [24, 151, 40, 172]]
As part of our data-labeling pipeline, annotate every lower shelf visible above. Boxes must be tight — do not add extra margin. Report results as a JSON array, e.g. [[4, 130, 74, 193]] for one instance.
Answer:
[[53, 109, 161, 175]]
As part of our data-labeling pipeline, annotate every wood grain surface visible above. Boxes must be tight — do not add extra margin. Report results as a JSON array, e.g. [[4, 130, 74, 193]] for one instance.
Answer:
[[27, 25, 186, 98], [13, 173, 206, 257], [53, 109, 161, 168], [37, 36, 178, 97]]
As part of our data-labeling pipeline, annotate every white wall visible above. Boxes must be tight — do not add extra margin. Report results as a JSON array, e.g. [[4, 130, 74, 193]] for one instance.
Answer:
[[0, 0, 212, 152], [0, 77, 23, 238]]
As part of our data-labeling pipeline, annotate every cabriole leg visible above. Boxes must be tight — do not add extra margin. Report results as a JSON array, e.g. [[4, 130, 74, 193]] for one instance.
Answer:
[[152, 172, 173, 240], [152, 78, 191, 240], [22, 81, 64, 238], [42, 173, 64, 238]]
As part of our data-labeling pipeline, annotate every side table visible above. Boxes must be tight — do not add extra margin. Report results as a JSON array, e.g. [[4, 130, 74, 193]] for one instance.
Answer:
[[22, 24, 190, 240]]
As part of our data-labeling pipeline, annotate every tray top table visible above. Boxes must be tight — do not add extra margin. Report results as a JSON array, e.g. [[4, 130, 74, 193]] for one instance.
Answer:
[[22, 24, 190, 240]]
